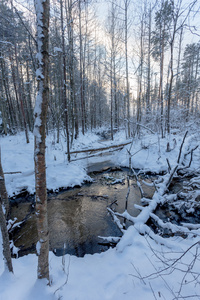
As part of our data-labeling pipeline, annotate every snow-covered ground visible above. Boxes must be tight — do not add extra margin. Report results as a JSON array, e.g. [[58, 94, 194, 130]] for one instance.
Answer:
[[0, 129, 200, 300]]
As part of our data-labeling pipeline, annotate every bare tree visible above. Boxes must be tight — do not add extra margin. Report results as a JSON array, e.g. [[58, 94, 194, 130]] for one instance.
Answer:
[[60, 0, 70, 161], [166, 0, 198, 134], [0, 149, 13, 273], [124, 0, 131, 138], [107, 1, 122, 139], [152, 0, 173, 137], [34, 0, 50, 281]]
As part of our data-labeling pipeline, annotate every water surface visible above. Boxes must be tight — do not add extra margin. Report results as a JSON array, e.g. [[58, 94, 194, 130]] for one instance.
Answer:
[[10, 168, 155, 257]]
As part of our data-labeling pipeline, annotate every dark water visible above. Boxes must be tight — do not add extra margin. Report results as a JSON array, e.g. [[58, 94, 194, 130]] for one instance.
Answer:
[[9, 168, 155, 257]]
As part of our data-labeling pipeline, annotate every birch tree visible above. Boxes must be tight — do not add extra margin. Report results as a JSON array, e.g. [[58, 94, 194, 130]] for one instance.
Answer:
[[34, 0, 50, 281]]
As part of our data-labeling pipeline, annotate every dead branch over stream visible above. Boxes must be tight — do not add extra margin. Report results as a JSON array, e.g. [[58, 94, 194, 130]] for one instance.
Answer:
[[68, 141, 132, 155], [101, 132, 200, 249]]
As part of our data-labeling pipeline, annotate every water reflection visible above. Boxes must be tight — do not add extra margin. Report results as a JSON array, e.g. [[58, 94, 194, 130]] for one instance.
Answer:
[[10, 169, 155, 257]]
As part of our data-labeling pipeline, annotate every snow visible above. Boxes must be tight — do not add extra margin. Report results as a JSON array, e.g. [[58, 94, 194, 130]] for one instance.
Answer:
[[0, 129, 200, 300], [54, 47, 62, 53]]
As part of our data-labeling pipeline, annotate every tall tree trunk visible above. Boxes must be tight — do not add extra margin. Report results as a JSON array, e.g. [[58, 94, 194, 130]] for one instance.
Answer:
[[60, 0, 70, 161], [66, 0, 78, 139], [0, 149, 13, 273], [1, 54, 18, 131], [0, 77, 8, 135], [159, 27, 165, 138], [34, 0, 50, 282], [0, 149, 9, 218], [9, 55, 23, 130], [110, 52, 114, 140], [14, 44, 29, 143], [26, 60, 34, 132], [166, 36, 175, 134], [146, 5, 151, 121], [136, 12, 144, 137], [125, 0, 130, 138], [175, 26, 183, 106], [79, 0, 85, 135]]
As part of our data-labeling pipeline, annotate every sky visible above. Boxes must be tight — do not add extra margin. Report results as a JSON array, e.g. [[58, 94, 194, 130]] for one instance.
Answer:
[[12, 0, 200, 98]]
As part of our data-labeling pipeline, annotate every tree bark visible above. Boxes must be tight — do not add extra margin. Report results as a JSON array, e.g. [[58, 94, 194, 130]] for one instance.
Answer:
[[124, 0, 130, 138], [34, 0, 50, 282], [0, 150, 13, 272], [60, 0, 70, 161], [0, 149, 9, 218]]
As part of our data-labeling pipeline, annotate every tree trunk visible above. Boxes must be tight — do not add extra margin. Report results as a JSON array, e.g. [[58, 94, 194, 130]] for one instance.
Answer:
[[0, 150, 13, 273], [1, 53, 18, 131], [34, 0, 50, 282], [125, 0, 130, 138], [60, 0, 70, 161], [0, 149, 9, 218], [166, 36, 174, 134], [0, 77, 8, 135], [66, 0, 78, 139], [175, 26, 183, 106], [14, 45, 29, 143], [146, 5, 151, 121], [79, 0, 85, 135], [159, 27, 165, 138]]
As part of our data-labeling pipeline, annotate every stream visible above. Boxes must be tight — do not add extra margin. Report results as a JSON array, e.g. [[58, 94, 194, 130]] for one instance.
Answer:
[[9, 164, 155, 257]]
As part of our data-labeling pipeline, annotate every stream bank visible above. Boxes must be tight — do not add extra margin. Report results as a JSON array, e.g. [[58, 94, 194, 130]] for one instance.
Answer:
[[9, 165, 155, 257]]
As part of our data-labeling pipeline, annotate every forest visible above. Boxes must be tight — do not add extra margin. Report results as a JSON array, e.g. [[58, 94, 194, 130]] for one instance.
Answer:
[[0, 0, 199, 144], [0, 0, 200, 299]]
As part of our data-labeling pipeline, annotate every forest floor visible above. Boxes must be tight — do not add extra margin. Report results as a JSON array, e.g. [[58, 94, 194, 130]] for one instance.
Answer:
[[0, 128, 200, 300]]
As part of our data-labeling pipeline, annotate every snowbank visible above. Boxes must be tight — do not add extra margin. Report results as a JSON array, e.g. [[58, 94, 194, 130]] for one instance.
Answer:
[[0, 130, 200, 300]]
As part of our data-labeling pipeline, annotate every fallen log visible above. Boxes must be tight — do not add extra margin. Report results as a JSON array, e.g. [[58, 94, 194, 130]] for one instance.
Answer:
[[70, 147, 124, 162], [68, 140, 132, 155], [4, 171, 22, 175], [107, 131, 199, 251]]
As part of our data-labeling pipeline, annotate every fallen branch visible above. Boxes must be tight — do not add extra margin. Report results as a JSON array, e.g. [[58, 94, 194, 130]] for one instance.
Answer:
[[69, 141, 132, 155], [70, 147, 123, 162], [149, 212, 199, 236], [179, 145, 199, 170], [131, 167, 144, 198], [123, 177, 130, 229], [177, 131, 188, 164], [107, 207, 125, 233], [166, 158, 171, 172], [4, 171, 22, 175], [107, 132, 194, 250], [136, 123, 155, 134]]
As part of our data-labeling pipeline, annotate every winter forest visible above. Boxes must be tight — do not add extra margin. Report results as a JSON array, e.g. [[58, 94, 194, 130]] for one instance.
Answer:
[[1, 0, 200, 299]]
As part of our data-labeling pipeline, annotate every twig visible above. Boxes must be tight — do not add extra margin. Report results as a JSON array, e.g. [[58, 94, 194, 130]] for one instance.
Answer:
[[107, 207, 124, 233], [136, 123, 155, 134], [123, 177, 130, 229], [166, 158, 171, 172], [54, 256, 71, 295], [131, 168, 144, 198], [14, 7, 37, 45], [177, 131, 188, 164], [166, 165, 178, 189], [149, 282, 158, 300], [141, 241, 200, 280], [130, 262, 146, 285], [4, 171, 22, 175], [182, 145, 199, 169]]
